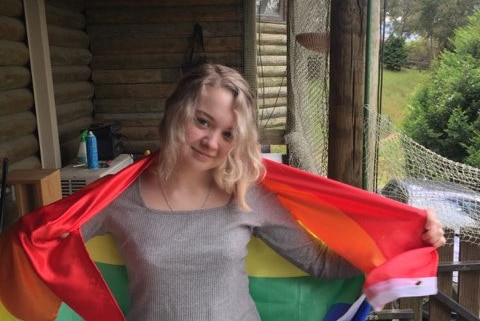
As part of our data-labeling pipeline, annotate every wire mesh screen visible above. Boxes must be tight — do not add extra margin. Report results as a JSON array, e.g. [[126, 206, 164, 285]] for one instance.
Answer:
[[285, 0, 331, 175]]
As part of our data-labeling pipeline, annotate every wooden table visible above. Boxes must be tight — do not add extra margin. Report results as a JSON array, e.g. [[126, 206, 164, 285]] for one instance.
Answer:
[[7, 169, 62, 216]]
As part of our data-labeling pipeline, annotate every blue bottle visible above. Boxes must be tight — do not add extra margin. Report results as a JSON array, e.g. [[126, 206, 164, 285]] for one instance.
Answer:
[[86, 131, 99, 169]]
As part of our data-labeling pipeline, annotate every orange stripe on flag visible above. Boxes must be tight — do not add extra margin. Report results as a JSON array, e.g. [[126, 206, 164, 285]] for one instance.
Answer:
[[0, 226, 61, 321], [263, 180, 386, 272]]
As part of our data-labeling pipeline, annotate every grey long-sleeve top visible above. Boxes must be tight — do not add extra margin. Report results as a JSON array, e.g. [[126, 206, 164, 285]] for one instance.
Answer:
[[81, 180, 360, 321]]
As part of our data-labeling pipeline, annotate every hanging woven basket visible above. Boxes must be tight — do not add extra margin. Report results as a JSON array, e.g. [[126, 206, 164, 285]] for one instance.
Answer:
[[295, 32, 330, 53]]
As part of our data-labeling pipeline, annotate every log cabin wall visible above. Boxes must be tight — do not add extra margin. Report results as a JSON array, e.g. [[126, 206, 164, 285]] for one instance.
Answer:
[[256, 21, 287, 145], [84, 0, 244, 154], [0, 0, 40, 171], [45, 0, 94, 165]]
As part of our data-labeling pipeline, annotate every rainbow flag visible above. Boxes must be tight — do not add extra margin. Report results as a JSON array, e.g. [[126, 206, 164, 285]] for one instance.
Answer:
[[0, 154, 438, 321], [28, 235, 367, 321]]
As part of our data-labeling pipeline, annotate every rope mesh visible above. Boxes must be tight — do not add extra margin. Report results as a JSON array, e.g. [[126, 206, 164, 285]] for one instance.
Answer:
[[264, 0, 480, 245]]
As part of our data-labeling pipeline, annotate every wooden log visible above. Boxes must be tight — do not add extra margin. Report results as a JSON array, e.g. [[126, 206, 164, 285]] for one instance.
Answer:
[[257, 86, 287, 99], [45, 4, 86, 29], [50, 46, 92, 66], [258, 106, 287, 119], [328, 0, 367, 187], [257, 96, 287, 109], [259, 116, 286, 129], [0, 0, 23, 18], [91, 52, 241, 69], [0, 111, 37, 142], [90, 36, 241, 55], [46, 0, 85, 13], [256, 65, 287, 77], [53, 81, 94, 105], [92, 68, 180, 85], [94, 98, 166, 114], [57, 116, 91, 143], [257, 44, 287, 56], [0, 89, 33, 116], [0, 135, 39, 164], [85, 0, 240, 8], [256, 55, 287, 66], [120, 126, 160, 141], [47, 25, 90, 48], [94, 83, 176, 99], [256, 33, 287, 45], [87, 21, 241, 39], [51, 65, 91, 83], [56, 100, 94, 124], [258, 22, 286, 34], [94, 113, 162, 127], [85, 6, 242, 24], [121, 140, 160, 155], [7, 155, 41, 171], [0, 40, 29, 66], [258, 76, 287, 88], [0, 16, 25, 41], [0, 66, 31, 90]]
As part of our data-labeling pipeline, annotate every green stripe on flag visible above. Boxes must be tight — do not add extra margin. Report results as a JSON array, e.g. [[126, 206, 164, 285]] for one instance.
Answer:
[[249, 275, 364, 321]]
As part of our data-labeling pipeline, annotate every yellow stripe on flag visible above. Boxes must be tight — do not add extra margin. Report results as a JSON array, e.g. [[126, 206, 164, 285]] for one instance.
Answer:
[[0, 302, 22, 321], [246, 237, 308, 277], [86, 235, 124, 265]]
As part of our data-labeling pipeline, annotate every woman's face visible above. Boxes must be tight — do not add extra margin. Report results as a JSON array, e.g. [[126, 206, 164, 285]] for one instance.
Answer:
[[178, 86, 237, 172]]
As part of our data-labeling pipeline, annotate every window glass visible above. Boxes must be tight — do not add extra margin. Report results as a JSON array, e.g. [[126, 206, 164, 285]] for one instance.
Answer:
[[256, 0, 285, 21]]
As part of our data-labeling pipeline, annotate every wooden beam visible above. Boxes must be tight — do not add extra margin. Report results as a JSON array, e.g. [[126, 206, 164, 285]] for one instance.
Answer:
[[328, 0, 367, 187], [24, 0, 61, 168]]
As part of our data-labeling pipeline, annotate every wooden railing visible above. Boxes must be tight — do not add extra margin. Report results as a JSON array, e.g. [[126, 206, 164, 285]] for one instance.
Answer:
[[372, 229, 480, 321]]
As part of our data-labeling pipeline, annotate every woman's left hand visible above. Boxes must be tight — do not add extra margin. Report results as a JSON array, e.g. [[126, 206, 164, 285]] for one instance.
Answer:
[[422, 208, 446, 248]]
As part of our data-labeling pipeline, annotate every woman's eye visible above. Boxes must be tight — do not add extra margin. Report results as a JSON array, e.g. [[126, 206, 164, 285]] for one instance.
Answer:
[[223, 131, 234, 141], [195, 117, 209, 127]]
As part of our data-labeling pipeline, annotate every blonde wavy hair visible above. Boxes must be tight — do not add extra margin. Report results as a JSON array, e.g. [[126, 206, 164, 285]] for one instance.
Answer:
[[157, 64, 265, 210]]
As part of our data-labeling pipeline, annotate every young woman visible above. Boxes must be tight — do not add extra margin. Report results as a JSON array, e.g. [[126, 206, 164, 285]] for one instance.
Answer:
[[80, 64, 445, 321], [0, 64, 444, 321]]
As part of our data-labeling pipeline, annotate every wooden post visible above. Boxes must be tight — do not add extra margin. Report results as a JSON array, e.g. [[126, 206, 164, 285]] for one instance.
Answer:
[[328, 0, 367, 187], [428, 229, 455, 321], [24, 0, 62, 169], [457, 228, 480, 321]]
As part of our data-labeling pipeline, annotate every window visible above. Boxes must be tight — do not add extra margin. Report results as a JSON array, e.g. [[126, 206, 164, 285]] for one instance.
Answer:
[[256, 0, 286, 22]]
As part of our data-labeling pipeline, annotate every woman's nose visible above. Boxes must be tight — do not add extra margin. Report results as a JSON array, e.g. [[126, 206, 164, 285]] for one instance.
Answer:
[[202, 132, 219, 149]]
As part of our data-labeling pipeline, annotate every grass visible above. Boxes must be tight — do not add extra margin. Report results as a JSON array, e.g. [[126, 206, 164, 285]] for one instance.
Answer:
[[375, 68, 431, 188], [380, 68, 430, 127]]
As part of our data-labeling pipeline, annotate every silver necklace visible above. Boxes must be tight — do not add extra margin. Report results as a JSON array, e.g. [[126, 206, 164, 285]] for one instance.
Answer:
[[159, 179, 213, 211]]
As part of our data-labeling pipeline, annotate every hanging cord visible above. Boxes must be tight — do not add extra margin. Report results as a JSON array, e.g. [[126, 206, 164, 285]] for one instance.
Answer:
[[372, 0, 388, 192], [181, 23, 207, 75], [0, 158, 9, 232]]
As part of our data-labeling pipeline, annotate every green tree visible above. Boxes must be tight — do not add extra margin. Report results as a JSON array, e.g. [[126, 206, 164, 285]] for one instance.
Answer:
[[403, 11, 480, 167], [406, 38, 431, 69], [383, 35, 408, 70], [384, 0, 419, 37], [384, 0, 480, 57]]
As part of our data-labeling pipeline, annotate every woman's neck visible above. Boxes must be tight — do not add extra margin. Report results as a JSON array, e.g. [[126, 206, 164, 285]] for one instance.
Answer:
[[140, 163, 232, 211]]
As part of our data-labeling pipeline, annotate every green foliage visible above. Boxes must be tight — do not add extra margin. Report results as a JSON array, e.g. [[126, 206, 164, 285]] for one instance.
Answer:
[[383, 36, 408, 71], [384, 0, 480, 55], [403, 11, 480, 167], [405, 38, 431, 69]]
